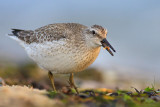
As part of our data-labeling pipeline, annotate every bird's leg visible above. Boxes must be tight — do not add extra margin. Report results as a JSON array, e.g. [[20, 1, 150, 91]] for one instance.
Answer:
[[48, 71, 57, 92], [69, 73, 79, 94]]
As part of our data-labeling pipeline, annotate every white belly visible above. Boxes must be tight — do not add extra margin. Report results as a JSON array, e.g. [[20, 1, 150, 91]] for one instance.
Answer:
[[35, 53, 77, 73], [23, 41, 100, 74], [23, 41, 77, 73]]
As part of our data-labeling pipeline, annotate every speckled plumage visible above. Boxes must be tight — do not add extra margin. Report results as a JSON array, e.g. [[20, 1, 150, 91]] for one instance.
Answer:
[[9, 23, 107, 74], [12, 23, 87, 44]]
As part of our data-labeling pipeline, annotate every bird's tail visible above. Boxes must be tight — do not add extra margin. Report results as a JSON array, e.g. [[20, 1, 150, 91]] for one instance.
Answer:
[[9, 29, 24, 37], [7, 29, 24, 42]]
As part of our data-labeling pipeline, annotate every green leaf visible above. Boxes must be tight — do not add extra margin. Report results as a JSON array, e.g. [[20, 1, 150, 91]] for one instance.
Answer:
[[144, 87, 154, 92]]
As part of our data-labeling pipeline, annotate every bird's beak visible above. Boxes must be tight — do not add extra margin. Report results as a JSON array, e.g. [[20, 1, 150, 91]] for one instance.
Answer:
[[101, 38, 116, 56]]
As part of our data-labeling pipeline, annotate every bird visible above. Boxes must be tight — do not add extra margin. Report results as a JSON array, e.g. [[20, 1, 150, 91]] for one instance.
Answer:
[[8, 23, 116, 94]]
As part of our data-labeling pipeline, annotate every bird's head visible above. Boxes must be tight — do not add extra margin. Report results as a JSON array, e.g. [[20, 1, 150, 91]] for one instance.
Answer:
[[84, 25, 116, 56]]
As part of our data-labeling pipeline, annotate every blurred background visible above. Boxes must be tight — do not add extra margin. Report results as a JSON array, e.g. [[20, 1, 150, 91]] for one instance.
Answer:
[[0, 0, 160, 90]]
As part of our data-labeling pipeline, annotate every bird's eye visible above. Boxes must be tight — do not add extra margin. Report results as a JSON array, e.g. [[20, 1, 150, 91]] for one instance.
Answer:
[[92, 30, 96, 35]]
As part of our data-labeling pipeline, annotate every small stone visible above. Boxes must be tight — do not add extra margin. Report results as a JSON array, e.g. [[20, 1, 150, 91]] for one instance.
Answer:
[[151, 95, 160, 101]]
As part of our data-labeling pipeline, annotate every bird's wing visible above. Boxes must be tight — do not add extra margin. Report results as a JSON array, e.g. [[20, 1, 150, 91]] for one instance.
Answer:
[[10, 27, 66, 44], [34, 24, 68, 43], [10, 23, 87, 44]]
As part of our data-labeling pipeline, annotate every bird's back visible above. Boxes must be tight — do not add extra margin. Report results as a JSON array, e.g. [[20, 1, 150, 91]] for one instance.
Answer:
[[11, 23, 87, 44]]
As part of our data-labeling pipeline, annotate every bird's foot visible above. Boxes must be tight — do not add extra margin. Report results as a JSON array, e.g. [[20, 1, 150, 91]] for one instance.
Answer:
[[68, 80, 79, 94], [68, 73, 79, 94]]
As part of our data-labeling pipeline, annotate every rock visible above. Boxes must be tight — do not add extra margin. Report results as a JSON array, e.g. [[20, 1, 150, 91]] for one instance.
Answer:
[[0, 85, 64, 107], [151, 95, 160, 101]]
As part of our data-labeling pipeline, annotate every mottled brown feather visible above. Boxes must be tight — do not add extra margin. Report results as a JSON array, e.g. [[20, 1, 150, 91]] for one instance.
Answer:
[[12, 23, 87, 44]]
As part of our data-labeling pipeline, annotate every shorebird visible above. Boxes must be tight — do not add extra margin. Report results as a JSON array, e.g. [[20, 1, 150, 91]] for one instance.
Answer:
[[9, 23, 116, 94]]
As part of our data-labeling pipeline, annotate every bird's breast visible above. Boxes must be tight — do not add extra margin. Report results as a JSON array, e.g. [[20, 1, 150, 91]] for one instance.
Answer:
[[73, 47, 101, 72]]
